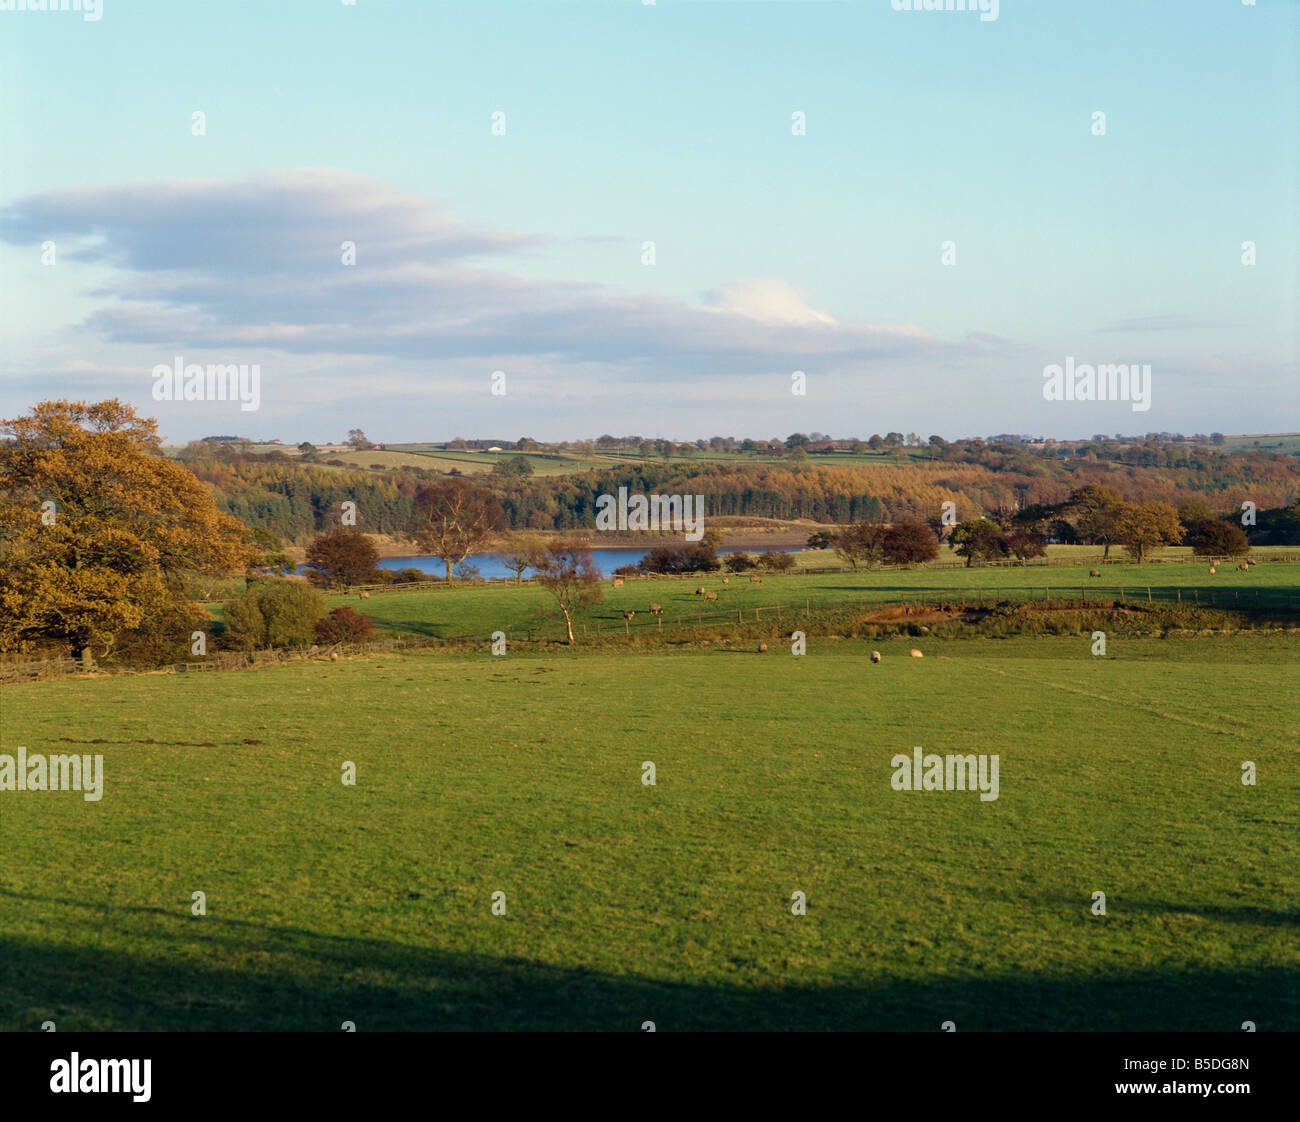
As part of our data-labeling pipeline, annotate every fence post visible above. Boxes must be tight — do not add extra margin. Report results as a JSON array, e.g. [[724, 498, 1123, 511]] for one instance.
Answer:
[[1147, 587, 1152, 603]]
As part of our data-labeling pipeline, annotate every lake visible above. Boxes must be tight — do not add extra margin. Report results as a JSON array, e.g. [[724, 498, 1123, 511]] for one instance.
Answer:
[[378, 546, 801, 581]]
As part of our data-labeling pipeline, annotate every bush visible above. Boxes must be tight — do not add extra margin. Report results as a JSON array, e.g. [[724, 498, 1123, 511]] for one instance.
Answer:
[[757, 550, 795, 571], [313, 606, 375, 644], [222, 580, 327, 650], [392, 567, 429, 583], [724, 551, 756, 572]]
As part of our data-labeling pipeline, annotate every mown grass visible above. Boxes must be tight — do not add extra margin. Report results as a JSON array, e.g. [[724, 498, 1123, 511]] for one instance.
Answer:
[[1, 634, 1296, 1031]]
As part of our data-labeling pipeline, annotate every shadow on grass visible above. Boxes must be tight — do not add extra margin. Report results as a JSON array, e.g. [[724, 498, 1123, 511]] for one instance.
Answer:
[[2, 890, 1295, 1031]]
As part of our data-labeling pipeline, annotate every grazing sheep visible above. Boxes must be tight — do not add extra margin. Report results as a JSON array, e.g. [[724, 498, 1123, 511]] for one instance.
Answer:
[[623, 610, 636, 621], [1247, 558, 1257, 566], [722, 577, 729, 585], [750, 575, 762, 583], [612, 578, 624, 588], [649, 603, 662, 615], [359, 590, 371, 599], [1208, 566, 1216, 575], [758, 642, 768, 653], [704, 591, 718, 601], [870, 650, 882, 664], [1089, 570, 1101, 578], [329, 652, 339, 662], [909, 649, 924, 659], [1237, 562, 1249, 571]]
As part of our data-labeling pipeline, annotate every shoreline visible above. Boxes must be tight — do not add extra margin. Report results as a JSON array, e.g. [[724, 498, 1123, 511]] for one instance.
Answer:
[[288, 520, 830, 561]]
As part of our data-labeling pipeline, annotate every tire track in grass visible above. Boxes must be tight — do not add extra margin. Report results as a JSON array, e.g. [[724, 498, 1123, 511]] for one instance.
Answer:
[[942, 656, 1268, 742]]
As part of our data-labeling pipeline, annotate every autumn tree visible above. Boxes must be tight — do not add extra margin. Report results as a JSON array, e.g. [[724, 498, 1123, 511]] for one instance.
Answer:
[[305, 527, 380, 590], [0, 399, 256, 663], [532, 542, 603, 643], [1114, 501, 1184, 563], [411, 477, 503, 582], [882, 519, 941, 566], [834, 522, 887, 570]]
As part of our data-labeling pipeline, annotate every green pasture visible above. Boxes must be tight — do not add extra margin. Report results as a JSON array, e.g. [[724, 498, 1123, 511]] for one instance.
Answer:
[[2, 633, 1295, 1031]]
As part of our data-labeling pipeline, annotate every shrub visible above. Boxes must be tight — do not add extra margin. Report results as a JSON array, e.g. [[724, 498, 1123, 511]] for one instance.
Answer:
[[724, 551, 756, 572], [313, 606, 375, 644], [222, 580, 327, 650], [757, 550, 795, 571]]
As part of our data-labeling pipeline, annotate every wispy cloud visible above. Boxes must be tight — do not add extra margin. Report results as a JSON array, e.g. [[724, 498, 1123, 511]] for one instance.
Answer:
[[1, 168, 978, 379]]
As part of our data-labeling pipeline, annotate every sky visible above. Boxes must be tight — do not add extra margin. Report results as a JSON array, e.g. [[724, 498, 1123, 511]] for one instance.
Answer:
[[0, 0, 1295, 445]]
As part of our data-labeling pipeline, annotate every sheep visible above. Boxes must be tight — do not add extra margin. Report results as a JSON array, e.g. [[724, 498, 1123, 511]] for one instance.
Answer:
[[1089, 570, 1101, 578], [359, 590, 371, 599], [722, 577, 729, 585], [870, 650, 882, 664], [703, 591, 719, 601], [909, 649, 924, 659], [623, 609, 636, 621], [757, 642, 768, 653], [329, 652, 339, 662], [612, 578, 624, 588], [750, 575, 762, 583], [1236, 562, 1249, 571], [1208, 566, 1216, 575], [695, 586, 706, 595], [649, 603, 663, 615], [1247, 558, 1257, 566]]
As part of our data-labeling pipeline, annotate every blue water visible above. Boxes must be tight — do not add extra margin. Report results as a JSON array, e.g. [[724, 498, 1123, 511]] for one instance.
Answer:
[[378, 546, 801, 581]]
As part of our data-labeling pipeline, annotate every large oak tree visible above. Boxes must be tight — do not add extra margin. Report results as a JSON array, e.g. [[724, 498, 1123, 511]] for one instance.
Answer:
[[0, 400, 257, 662]]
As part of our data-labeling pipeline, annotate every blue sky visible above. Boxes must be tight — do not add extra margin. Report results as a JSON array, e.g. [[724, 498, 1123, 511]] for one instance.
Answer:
[[1, 0, 1295, 444]]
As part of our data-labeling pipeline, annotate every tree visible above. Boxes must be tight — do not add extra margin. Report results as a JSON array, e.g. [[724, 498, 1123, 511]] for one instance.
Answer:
[[0, 399, 256, 663], [805, 530, 835, 550], [1114, 501, 1184, 563], [498, 534, 545, 583], [347, 428, 373, 450], [834, 522, 887, 570], [223, 580, 327, 650], [411, 477, 503, 582], [314, 605, 376, 645], [491, 454, 535, 482], [532, 542, 603, 644], [951, 519, 1007, 567], [1003, 528, 1047, 564], [297, 441, 318, 459], [305, 528, 380, 591], [757, 549, 795, 571], [248, 526, 295, 577], [1069, 484, 1125, 558], [1188, 519, 1249, 558], [882, 519, 941, 566]]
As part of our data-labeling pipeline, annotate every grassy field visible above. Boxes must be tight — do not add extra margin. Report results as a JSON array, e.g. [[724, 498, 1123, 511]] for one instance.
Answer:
[[312, 556, 1300, 643], [2, 633, 1296, 1031]]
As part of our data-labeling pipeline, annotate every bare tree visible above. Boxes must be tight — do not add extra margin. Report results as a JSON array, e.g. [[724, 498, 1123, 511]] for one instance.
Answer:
[[532, 542, 603, 644], [498, 534, 545, 583], [411, 477, 502, 582]]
